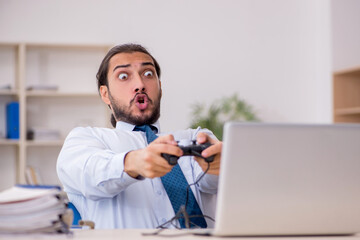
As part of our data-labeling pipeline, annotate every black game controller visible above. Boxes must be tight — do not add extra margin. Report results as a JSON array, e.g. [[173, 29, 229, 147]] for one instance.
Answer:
[[161, 140, 215, 165]]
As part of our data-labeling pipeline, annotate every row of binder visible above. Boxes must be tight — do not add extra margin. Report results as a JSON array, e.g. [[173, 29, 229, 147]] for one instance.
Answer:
[[2, 101, 61, 141]]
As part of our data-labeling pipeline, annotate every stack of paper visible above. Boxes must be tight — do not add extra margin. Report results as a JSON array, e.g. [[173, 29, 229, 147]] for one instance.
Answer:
[[0, 185, 71, 234]]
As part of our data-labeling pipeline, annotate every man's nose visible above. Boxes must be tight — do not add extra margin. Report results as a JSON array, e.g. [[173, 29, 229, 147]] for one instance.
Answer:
[[133, 73, 145, 93]]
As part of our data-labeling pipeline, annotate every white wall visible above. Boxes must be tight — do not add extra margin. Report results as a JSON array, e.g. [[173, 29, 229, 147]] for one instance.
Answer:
[[0, 0, 332, 132]]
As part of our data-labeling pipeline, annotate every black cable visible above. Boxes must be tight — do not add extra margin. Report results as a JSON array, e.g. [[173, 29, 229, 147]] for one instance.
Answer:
[[184, 162, 210, 211], [148, 161, 214, 234], [142, 214, 215, 237], [142, 228, 195, 237]]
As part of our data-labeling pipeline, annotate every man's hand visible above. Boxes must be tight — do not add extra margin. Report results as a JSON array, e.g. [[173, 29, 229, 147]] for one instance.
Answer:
[[124, 135, 183, 179], [195, 132, 222, 175]]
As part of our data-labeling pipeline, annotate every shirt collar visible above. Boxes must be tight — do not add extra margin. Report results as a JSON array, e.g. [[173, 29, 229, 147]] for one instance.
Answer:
[[115, 120, 160, 133]]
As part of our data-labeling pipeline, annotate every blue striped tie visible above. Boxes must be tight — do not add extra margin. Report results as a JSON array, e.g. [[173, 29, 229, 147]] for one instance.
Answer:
[[134, 125, 207, 228]]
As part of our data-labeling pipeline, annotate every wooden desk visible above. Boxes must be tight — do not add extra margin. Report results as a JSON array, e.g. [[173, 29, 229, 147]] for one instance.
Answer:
[[1, 229, 360, 240]]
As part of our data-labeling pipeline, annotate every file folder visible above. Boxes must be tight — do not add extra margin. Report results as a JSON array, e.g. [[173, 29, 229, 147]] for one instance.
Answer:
[[6, 101, 19, 139]]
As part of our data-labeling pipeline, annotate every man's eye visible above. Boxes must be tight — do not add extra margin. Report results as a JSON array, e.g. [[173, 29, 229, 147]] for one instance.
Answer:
[[144, 70, 154, 77], [118, 73, 128, 80]]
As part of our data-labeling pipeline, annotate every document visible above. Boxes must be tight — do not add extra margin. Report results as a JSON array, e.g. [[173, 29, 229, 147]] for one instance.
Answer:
[[0, 185, 71, 234]]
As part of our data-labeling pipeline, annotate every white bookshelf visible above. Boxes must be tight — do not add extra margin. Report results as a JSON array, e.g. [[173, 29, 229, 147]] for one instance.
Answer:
[[0, 139, 20, 146], [0, 42, 112, 190]]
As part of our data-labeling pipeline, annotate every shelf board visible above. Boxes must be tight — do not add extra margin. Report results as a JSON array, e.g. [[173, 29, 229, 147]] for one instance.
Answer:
[[0, 139, 20, 146], [335, 107, 360, 116], [25, 42, 112, 50], [0, 89, 18, 96], [334, 66, 360, 76], [26, 140, 64, 147], [0, 42, 18, 47], [26, 91, 99, 97]]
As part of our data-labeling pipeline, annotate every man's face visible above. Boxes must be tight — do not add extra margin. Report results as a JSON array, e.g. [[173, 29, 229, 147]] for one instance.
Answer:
[[100, 52, 162, 125]]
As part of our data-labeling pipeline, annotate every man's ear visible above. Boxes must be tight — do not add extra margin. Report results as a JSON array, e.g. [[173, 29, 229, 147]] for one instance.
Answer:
[[159, 80, 162, 98], [100, 85, 111, 105]]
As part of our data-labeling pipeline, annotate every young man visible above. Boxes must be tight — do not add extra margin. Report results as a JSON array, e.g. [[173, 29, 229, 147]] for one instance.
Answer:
[[57, 43, 222, 229]]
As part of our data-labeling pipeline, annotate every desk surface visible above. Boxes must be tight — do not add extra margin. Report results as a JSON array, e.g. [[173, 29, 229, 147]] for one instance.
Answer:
[[1, 229, 360, 240]]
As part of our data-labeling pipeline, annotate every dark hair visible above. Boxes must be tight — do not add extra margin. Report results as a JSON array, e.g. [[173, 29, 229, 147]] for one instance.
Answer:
[[96, 43, 161, 127]]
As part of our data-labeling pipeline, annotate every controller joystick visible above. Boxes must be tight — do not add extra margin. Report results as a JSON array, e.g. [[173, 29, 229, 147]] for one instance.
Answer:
[[161, 140, 215, 165]]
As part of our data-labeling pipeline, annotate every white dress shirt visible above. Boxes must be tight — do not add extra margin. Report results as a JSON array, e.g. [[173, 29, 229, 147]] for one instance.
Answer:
[[56, 121, 218, 229]]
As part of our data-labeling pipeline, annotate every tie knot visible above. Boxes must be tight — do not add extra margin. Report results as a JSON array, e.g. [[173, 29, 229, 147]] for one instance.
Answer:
[[134, 125, 157, 133], [133, 125, 158, 143]]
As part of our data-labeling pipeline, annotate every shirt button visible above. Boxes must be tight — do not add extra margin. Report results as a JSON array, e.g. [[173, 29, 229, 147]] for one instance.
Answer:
[[156, 190, 162, 195]]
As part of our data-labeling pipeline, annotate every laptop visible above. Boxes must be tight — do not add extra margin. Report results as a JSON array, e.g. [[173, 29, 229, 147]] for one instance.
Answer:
[[208, 122, 360, 236]]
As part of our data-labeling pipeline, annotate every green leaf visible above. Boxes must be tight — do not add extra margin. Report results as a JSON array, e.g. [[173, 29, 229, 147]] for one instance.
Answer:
[[189, 93, 260, 140]]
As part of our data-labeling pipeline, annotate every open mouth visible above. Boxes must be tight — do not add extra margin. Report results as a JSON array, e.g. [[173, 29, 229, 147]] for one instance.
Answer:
[[137, 96, 145, 104], [134, 94, 149, 110]]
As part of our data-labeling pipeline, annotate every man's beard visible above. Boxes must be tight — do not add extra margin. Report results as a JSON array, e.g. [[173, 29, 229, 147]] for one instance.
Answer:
[[109, 90, 161, 126]]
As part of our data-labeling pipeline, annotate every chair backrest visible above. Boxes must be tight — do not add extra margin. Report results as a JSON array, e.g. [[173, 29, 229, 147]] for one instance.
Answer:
[[67, 202, 82, 228]]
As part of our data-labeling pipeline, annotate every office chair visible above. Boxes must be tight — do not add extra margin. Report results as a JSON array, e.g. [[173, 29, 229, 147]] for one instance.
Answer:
[[68, 202, 82, 228]]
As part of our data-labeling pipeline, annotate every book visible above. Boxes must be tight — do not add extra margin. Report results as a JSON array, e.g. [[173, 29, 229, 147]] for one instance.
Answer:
[[27, 127, 60, 141], [26, 84, 58, 91], [6, 102, 19, 139], [25, 166, 42, 185], [0, 84, 12, 90]]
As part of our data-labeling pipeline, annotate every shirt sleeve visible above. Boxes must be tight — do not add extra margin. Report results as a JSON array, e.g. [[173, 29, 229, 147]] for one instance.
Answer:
[[56, 127, 141, 201], [192, 127, 220, 194]]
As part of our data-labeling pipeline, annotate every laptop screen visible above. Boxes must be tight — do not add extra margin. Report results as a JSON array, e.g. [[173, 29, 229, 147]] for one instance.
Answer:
[[214, 122, 360, 236]]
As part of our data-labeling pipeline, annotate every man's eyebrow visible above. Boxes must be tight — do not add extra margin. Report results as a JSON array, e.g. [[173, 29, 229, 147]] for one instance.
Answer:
[[142, 62, 155, 67], [113, 64, 130, 72], [112, 62, 155, 72]]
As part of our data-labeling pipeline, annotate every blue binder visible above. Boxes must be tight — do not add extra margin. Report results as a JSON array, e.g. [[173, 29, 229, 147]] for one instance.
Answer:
[[6, 101, 19, 139]]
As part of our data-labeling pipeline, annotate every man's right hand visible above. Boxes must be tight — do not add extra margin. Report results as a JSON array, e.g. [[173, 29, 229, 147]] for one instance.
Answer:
[[124, 134, 183, 179]]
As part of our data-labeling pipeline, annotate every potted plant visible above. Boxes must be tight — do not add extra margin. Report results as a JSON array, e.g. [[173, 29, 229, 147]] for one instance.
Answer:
[[189, 94, 259, 140]]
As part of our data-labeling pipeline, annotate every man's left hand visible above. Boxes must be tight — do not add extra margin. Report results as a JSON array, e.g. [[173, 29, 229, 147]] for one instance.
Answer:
[[194, 132, 222, 175]]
